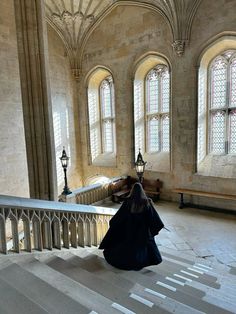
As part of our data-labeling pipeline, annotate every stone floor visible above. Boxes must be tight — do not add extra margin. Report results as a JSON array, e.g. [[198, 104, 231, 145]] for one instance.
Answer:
[[100, 199, 236, 271]]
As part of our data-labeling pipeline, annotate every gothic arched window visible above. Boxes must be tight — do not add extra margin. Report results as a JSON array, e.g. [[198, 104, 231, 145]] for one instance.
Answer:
[[87, 70, 116, 166], [209, 51, 236, 154], [99, 77, 115, 153], [146, 65, 170, 153], [133, 55, 170, 172]]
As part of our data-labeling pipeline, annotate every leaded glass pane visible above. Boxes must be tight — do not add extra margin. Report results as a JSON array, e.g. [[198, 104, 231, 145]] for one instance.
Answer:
[[162, 115, 169, 152], [148, 117, 159, 152], [229, 110, 236, 154], [198, 124, 205, 163], [147, 70, 158, 114], [88, 91, 98, 125], [103, 120, 113, 153], [100, 77, 112, 118], [198, 69, 206, 163], [53, 112, 64, 185], [198, 70, 206, 116], [135, 124, 144, 157], [211, 57, 227, 109], [210, 111, 225, 154], [134, 81, 143, 121], [161, 70, 170, 112], [230, 58, 236, 107], [90, 128, 100, 160]]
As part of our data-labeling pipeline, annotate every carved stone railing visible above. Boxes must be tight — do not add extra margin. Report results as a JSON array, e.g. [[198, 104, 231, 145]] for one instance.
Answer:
[[0, 194, 115, 255], [60, 177, 124, 205]]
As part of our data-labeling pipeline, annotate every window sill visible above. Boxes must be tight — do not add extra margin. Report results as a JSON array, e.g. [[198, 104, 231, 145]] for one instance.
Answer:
[[197, 154, 236, 178], [143, 151, 170, 173], [91, 153, 116, 167]]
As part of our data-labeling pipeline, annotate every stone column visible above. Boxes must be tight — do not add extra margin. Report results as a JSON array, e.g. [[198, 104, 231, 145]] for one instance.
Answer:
[[13, 0, 57, 200]]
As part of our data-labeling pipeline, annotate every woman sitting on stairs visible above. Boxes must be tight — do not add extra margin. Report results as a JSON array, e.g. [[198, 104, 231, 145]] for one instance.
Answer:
[[99, 182, 164, 270]]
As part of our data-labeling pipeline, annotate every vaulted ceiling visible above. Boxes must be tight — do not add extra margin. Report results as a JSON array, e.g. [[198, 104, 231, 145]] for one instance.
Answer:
[[44, 0, 203, 76]]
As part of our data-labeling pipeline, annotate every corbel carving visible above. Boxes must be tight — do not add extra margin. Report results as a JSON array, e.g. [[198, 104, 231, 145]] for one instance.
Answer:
[[172, 40, 185, 57], [71, 68, 80, 81]]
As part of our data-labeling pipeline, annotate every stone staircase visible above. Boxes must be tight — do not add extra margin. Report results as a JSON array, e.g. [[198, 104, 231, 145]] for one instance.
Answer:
[[0, 247, 235, 314]]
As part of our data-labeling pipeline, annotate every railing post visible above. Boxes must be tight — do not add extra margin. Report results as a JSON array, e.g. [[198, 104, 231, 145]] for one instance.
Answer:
[[23, 218, 32, 252], [52, 217, 61, 249], [42, 218, 53, 250], [11, 218, 20, 253], [78, 217, 85, 247], [32, 217, 43, 251], [70, 220, 77, 248], [0, 214, 7, 254], [62, 219, 70, 249]]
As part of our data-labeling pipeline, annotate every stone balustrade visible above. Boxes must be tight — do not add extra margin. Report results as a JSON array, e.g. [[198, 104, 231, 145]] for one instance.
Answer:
[[0, 194, 116, 255]]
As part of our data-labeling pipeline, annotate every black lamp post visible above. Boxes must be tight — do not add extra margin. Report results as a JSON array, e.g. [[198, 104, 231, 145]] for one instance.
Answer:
[[60, 147, 72, 195], [135, 149, 147, 183]]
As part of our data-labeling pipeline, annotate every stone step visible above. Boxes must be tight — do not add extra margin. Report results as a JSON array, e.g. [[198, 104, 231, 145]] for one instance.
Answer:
[[0, 262, 89, 314], [86, 249, 209, 297], [17, 257, 119, 314], [60, 251, 204, 314], [73, 248, 236, 313], [158, 256, 220, 289], [45, 255, 163, 314], [117, 260, 234, 314], [0, 276, 48, 314], [65, 250, 205, 298], [82, 248, 236, 311], [0, 247, 234, 314]]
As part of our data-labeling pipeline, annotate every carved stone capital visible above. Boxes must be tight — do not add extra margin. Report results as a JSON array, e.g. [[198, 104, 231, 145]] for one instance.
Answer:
[[72, 68, 80, 80], [172, 40, 185, 57]]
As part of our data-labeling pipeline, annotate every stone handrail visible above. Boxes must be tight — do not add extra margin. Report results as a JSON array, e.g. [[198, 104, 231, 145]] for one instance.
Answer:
[[0, 194, 116, 255]]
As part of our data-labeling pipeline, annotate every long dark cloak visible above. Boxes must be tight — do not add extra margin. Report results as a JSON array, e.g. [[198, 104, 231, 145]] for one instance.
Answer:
[[99, 199, 164, 270]]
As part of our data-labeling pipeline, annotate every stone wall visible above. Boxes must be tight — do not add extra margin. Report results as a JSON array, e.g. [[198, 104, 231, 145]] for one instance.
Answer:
[[0, 0, 29, 197], [78, 2, 236, 210], [79, 5, 172, 182], [47, 25, 83, 193]]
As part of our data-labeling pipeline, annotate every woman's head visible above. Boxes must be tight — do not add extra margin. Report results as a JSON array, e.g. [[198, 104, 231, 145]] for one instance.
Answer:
[[128, 182, 148, 212]]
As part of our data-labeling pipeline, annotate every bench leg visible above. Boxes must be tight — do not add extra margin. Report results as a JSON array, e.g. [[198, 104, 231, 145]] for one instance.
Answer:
[[179, 193, 184, 209]]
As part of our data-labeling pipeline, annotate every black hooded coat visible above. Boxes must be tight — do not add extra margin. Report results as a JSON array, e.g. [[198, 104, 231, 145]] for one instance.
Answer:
[[99, 198, 164, 270]]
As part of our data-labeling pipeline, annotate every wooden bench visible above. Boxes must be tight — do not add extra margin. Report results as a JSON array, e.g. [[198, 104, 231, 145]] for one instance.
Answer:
[[142, 178, 162, 201], [111, 176, 132, 203], [111, 177, 162, 203], [173, 188, 236, 209]]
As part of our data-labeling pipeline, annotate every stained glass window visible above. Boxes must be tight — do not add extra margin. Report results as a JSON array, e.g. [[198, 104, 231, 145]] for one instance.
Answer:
[[146, 65, 170, 153], [209, 50, 236, 154]]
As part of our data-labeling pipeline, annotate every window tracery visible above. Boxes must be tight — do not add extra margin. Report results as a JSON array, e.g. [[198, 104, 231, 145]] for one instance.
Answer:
[[145, 65, 170, 153]]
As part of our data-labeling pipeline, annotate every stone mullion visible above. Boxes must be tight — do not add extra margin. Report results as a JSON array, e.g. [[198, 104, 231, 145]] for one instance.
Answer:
[[14, 0, 57, 200]]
